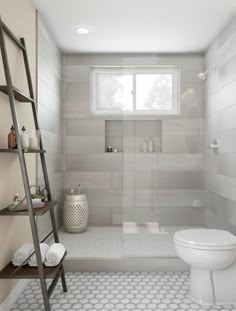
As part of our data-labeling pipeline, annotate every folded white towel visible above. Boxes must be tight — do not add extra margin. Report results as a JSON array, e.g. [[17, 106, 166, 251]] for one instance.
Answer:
[[12, 243, 34, 266], [28, 243, 49, 267], [44, 243, 65, 267]]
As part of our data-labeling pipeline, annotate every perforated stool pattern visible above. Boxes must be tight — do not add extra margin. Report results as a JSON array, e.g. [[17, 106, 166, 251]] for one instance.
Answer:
[[64, 194, 88, 233]]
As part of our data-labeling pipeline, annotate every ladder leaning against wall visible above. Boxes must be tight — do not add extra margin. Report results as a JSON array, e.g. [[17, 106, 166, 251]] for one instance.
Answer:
[[0, 17, 67, 311]]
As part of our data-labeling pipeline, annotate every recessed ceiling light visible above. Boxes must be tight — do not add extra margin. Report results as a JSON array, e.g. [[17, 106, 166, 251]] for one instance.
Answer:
[[75, 26, 91, 34]]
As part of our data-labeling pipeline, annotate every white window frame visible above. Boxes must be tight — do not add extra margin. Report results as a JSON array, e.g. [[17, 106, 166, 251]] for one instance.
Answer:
[[91, 66, 180, 115]]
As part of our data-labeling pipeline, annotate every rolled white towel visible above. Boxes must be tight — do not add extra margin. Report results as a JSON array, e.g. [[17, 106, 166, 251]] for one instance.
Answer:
[[12, 243, 34, 266], [44, 243, 65, 267], [28, 243, 49, 267]]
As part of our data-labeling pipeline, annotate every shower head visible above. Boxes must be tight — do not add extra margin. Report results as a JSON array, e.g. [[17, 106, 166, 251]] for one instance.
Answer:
[[197, 72, 208, 80], [197, 67, 216, 81]]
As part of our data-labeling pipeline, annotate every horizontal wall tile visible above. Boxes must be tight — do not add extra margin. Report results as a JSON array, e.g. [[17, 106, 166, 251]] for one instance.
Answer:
[[66, 82, 89, 101], [162, 118, 202, 134], [158, 189, 203, 207], [204, 209, 232, 232], [105, 120, 123, 137], [41, 130, 61, 154], [63, 172, 111, 189], [216, 129, 236, 153], [180, 85, 203, 118], [134, 121, 161, 137], [111, 172, 123, 190], [206, 79, 236, 114], [162, 135, 202, 153], [217, 104, 236, 132], [38, 104, 61, 135], [123, 190, 158, 208], [159, 206, 204, 225], [66, 119, 105, 136], [112, 207, 123, 225], [63, 136, 105, 154], [215, 174, 236, 201], [38, 79, 61, 116], [63, 101, 90, 113], [66, 153, 122, 172], [84, 189, 123, 207], [134, 153, 158, 170], [123, 207, 159, 223], [158, 171, 202, 189], [205, 191, 236, 227], [158, 153, 203, 171], [89, 206, 112, 225], [62, 65, 90, 82], [217, 153, 236, 178], [134, 170, 158, 190]]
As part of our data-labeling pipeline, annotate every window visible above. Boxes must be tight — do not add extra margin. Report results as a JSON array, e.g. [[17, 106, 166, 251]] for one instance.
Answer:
[[91, 66, 180, 115]]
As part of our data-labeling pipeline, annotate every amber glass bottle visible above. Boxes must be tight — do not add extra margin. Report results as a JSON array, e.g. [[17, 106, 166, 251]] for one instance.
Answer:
[[8, 125, 16, 149]]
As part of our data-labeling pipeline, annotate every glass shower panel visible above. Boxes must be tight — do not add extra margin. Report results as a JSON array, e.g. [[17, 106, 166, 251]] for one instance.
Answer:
[[122, 119, 163, 257]]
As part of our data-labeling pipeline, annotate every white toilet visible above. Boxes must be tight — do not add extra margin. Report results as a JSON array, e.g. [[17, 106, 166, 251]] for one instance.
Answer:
[[174, 229, 236, 305]]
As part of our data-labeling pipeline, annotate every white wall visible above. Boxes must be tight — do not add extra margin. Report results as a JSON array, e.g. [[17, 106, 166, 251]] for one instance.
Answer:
[[204, 16, 236, 233], [62, 54, 204, 226], [0, 0, 36, 304], [37, 15, 63, 237]]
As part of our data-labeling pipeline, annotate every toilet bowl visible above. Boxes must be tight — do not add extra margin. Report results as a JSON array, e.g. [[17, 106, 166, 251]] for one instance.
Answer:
[[174, 229, 236, 305]]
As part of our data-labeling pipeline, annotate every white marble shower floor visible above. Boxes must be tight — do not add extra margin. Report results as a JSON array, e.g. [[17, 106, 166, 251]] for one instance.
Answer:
[[58, 225, 201, 259]]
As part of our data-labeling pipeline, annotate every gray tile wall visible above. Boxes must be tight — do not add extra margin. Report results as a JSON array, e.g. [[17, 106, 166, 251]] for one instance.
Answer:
[[37, 16, 63, 237], [62, 54, 204, 226], [204, 16, 236, 234]]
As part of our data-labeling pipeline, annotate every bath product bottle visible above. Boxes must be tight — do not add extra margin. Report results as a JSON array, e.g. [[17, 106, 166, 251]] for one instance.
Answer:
[[21, 126, 29, 150], [8, 125, 16, 149], [29, 130, 40, 150], [148, 138, 154, 153], [142, 140, 148, 152], [13, 193, 21, 207]]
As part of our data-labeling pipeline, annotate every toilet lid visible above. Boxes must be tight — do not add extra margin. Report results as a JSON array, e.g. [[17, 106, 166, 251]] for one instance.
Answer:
[[174, 229, 236, 247]]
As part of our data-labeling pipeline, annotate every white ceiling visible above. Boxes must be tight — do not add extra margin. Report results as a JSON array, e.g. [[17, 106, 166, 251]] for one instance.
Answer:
[[33, 0, 236, 53]]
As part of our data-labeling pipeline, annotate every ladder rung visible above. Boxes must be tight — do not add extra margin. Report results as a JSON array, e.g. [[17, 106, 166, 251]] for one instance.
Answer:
[[0, 149, 46, 154], [0, 85, 34, 102], [0, 252, 67, 279], [0, 201, 57, 216], [2, 22, 26, 51]]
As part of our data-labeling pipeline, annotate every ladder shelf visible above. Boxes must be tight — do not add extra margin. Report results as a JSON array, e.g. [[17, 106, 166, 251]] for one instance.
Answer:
[[0, 85, 34, 102], [0, 201, 57, 216], [0, 17, 67, 311]]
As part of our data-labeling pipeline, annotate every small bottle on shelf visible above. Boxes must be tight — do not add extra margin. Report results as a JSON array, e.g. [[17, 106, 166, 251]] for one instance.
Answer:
[[8, 125, 16, 149], [148, 137, 154, 153], [21, 126, 29, 150], [142, 140, 148, 152]]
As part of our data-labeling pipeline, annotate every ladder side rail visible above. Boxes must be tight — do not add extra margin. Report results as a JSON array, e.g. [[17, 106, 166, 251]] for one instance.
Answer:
[[0, 18, 51, 311], [20, 37, 68, 293], [20, 38, 52, 199], [2, 21, 26, 51]]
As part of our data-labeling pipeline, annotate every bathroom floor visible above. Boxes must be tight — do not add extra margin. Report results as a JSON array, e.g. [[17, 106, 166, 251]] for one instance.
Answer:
[[11, 272, 236, 311], [58, 225, 200, 258]]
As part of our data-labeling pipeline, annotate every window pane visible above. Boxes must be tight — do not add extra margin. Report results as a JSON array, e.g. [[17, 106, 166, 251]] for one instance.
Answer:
[[136, 74, 173, 111], [96, 73, 133, 111]]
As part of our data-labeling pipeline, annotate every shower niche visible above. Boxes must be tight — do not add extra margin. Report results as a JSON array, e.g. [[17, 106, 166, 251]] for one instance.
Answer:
[[105, 120, 162, 153]]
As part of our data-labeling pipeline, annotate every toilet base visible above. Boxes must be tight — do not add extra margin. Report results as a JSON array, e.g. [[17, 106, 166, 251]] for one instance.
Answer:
[[189, 262, 236, 305], [189, 267, 215, 305]]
